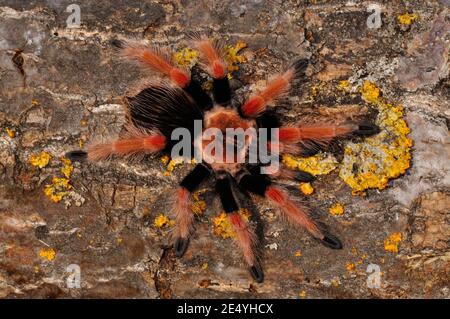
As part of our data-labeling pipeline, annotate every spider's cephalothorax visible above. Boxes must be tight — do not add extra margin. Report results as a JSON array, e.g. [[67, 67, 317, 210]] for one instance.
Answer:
[[67, 36, 379, 283]]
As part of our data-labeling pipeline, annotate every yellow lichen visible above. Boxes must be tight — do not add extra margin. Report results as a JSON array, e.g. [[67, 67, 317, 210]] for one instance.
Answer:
[[360, 80, 380, 103], [192, 189, 208, 215], [339, 81, 412, 194], [153, 213, 174, 228], [384, 232, 402, 253], [6, 128, 15, 138], [39, 248, 56, 261], [29, 151, 52, 169], [329, 203, 345, 216], [299, 290, 307, 298], [224, 41, 247, 73], [61, 157, 74, 179], [397, 13, 419, 25], [337, 80, 350, 91], [295, 251, 302, 257], [201, 263, 208, 270], [299, 183, 314, 195], [31, 99, 40, 106], [163, 158, 184, 176], [173, 47, 199, 68], [44, 177, 71, 203], [213, 208, 251, 239], [173, 41, 247, 78], [282, 153, 338, 176], [78, 138, 85, 149]]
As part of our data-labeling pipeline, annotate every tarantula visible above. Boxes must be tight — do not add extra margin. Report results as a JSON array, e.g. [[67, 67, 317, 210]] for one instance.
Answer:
[[67, 36, 378, 283]]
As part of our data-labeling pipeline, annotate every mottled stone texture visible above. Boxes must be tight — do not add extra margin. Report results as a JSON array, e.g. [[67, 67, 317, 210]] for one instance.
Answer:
[[0, 1, 448, 298]]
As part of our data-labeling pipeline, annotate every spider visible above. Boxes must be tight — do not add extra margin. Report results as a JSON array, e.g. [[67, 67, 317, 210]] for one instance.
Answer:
[[67, 36, 379, 283]]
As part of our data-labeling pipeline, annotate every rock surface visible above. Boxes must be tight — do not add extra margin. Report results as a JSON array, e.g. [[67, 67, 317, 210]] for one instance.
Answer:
[[0, 1, 448, 298]]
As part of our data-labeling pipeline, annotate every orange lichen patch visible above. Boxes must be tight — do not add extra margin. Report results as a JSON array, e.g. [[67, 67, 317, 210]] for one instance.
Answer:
[[213, 208, 251, 239], [160, 155, 170, 165], [31, 99, 40, 106], [153, 213, 175, 228], [78, 138, 85, 149], [329, 203, 345, 216], [299, 183, 314, 195], [346, 262, 356, 272], [60, 157, 74, 179], [39, 248, 56, 261], [384, 232, 402, 253], [295, 251, 302, 257], [6, 128, 15, 138], [397, 13, 419, 25], [340, 81, 412, 194], [29, 151, 52, 169], [44, 177, 72, 203], [299, 290, 307, 298], [282, 153, 338, 176]]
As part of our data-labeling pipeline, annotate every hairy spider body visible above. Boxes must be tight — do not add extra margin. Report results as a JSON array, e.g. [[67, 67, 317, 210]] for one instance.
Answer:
[[67, 36, 379, 283]]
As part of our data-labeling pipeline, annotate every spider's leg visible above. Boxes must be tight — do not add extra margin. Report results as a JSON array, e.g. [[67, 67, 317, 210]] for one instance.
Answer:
[[252, 164, 315, 183], [240, 59, 308, 118], [277, 122, 380, 157], [116, 39, 212, 110], [192, 37, 231, 106], [172, 164, 211, 257], [184, 79, 213, 110], [279, 123, 380, 144], [66, 129, 166, 162], [117, 40, 190, 88], [238, 170, 342, 250], [216, 175, 262, 283]]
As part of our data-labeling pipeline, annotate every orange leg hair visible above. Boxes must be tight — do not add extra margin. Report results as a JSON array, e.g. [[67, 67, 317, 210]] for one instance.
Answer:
[[86, 134, 166, 161], [120, 42, 190, 88]]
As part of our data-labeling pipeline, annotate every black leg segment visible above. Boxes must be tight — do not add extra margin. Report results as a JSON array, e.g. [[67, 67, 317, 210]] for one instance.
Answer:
[[184, 80, 213, 111], [216, 177, 239, 213], [180, 164, 211, 192], [213, 77, 232, 106]]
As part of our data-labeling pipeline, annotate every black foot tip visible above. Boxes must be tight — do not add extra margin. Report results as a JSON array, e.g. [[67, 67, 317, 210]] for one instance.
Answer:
[[111, 38, 124, 49], [320, 234, 343, 250], [299, 147, 320, 157], [295, 170, 315, 183], [249, 265, 264, 283], [293, 59, 309, 73], [65, 150, 87, 162], [174, 237, 189, 258], [354, 123, 380, 137]]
